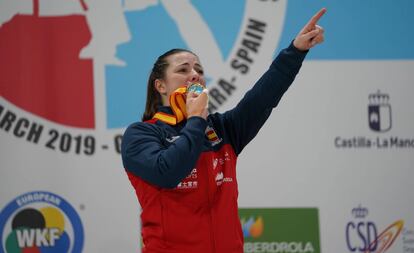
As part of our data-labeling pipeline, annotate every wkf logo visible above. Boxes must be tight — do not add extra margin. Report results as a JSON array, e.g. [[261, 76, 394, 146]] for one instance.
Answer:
[[368, 91, 392, 132], [0, 191, 84, 253]]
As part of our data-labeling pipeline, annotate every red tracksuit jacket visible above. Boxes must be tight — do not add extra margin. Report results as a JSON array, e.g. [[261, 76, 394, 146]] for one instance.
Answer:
[[121, 43, 307, 253]]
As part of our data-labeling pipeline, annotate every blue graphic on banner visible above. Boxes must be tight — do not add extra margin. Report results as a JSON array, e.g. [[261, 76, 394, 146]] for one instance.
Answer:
[[105, 0, 414, 129], [278, 0, 414, 59], [106, 1, 245, 128]]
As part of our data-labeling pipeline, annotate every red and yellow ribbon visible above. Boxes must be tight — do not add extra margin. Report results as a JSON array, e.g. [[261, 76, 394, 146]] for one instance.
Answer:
[[153, 86, 188, 125]]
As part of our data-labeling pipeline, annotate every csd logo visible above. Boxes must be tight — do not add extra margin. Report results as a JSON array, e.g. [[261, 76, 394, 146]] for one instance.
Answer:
[[345, 205, 403, 253]]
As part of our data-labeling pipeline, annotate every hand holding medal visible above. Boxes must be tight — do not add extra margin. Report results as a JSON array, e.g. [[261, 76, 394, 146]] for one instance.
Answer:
[[186, 82, 209, 120], [187, 82, 205, 95]]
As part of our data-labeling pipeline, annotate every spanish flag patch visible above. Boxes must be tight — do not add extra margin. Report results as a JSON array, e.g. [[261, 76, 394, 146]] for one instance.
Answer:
[[205, 126, 222, 146]]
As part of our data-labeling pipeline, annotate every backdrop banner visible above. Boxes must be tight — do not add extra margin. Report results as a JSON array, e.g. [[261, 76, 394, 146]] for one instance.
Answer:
[[1, 1, 413, 252]]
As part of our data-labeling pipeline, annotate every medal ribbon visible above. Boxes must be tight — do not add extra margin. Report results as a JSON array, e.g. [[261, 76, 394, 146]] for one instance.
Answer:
[[152, 86, 188, 125]]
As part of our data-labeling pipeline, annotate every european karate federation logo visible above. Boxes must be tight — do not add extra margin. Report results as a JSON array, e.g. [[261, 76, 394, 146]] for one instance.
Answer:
[[368, 90, 392, 132], [0, 191, 84, 253]]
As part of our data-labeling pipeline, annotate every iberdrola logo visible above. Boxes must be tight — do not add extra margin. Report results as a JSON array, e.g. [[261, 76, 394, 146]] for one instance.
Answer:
[[241, 216, 264, 238], [239, 208, 321, 253]]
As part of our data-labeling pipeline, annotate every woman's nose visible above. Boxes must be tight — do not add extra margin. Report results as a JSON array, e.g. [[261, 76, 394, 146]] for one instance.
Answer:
[[189, 69, 200, 83]]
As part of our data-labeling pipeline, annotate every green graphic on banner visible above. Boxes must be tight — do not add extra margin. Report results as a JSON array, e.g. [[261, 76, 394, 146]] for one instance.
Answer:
[[239, 208, 320, 253]]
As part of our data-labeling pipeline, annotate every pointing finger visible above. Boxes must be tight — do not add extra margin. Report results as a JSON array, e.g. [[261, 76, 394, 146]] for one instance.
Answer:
[[303, 8, 327, 32]]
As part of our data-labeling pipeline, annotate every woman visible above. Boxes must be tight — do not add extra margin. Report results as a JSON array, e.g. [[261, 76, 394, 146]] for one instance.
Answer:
[[121, 8, 326, 253]]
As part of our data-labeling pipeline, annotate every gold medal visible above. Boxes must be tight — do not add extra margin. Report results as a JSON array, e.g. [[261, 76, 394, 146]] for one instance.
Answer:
[[187, 83, 204, 95]]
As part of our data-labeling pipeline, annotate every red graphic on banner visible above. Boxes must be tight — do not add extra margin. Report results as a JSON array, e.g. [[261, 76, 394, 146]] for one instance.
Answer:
[[0, 7, 95, 128], [22, 246, 41, 253]]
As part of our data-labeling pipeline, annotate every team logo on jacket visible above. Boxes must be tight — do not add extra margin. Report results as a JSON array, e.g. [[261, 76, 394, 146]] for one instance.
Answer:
[[206, 126, 222, 146], [215, 172, 233, 186], [215, 172, 224, 186], [0, 191, 84, 253], [212, 152, 231, 170], [166, 135, 180, 143], [177, 168, 198, 189]]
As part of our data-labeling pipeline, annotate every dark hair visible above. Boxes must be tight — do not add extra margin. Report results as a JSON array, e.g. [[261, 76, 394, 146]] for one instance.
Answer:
[[142, 48, 195, 121]]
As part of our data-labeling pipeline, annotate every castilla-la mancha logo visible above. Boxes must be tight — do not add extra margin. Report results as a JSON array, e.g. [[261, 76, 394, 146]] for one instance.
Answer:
[[368, 90, 392, 132]]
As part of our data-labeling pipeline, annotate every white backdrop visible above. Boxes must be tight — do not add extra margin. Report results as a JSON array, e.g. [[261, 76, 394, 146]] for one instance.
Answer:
[[1, 1, 413, 252]]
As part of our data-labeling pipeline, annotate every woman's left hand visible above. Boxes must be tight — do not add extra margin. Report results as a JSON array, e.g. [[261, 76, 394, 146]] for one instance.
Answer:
[[293, 8, 326, 51]]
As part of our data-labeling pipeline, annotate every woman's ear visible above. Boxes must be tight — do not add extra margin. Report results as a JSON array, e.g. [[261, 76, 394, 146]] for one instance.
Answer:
[[154, 79, 167, 95]]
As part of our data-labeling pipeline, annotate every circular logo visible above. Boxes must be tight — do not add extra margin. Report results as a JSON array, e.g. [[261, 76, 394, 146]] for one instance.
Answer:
[[0, 0, 286, 155], [0, 191, 84, 253]]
